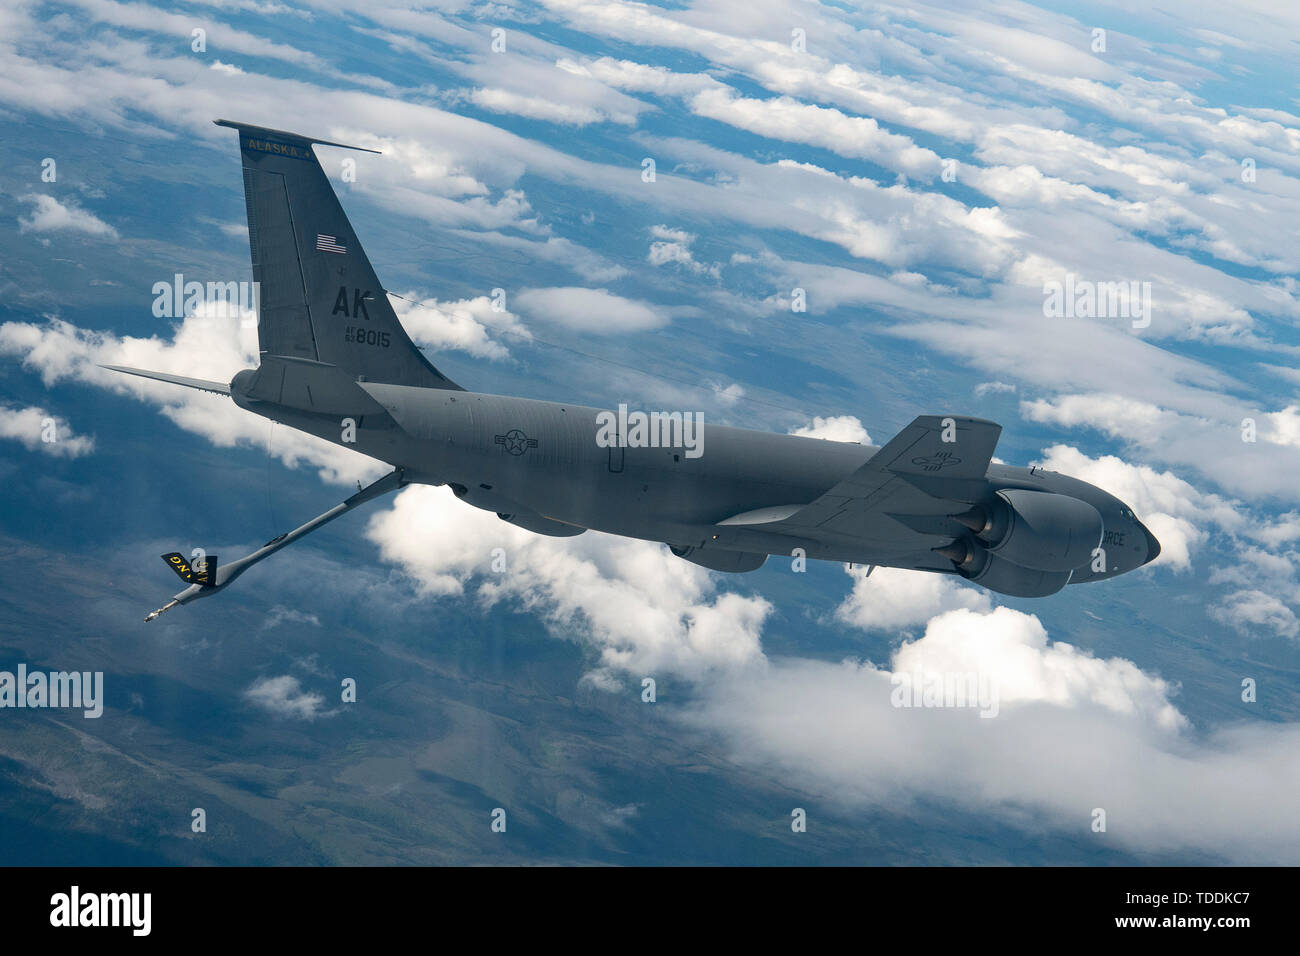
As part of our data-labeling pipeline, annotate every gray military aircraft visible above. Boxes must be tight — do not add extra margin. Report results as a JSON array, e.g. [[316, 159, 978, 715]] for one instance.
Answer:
[[106, 120, 1160, 621]]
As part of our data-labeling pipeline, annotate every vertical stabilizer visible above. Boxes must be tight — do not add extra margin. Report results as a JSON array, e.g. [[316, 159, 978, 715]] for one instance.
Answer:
[[216, 119, 460, 390]]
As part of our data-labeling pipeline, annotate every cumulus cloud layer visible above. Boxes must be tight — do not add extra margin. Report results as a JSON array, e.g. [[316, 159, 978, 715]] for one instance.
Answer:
[[4, 0, 1300, 864], [366, 484, 771, 688], [836, 564, 991, 632], [688, 606, 1300, 863], [353, 480, 1300, 861]]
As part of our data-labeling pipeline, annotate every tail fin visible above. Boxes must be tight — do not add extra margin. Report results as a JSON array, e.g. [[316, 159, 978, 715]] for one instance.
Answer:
[[215, 119, 460, 390]]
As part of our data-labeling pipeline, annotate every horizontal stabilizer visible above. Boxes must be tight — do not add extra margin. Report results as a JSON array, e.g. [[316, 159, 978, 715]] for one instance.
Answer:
[[101, 365, 230, 395], [213, 119, 381, 154]]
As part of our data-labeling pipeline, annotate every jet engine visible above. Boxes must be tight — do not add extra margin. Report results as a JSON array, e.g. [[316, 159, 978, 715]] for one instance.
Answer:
[[448, 483, 585, 537], [933, 538, 1071, 597], [951, 489, 1102, 573], [670, 545, 768, 573]]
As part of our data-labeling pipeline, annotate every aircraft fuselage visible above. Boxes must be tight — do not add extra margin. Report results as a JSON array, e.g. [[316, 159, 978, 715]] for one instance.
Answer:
[[232, 377, 1155, 583]]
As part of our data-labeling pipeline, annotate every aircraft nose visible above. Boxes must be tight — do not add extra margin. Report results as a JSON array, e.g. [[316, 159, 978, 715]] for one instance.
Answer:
[[1139, 521, 1161, 565]]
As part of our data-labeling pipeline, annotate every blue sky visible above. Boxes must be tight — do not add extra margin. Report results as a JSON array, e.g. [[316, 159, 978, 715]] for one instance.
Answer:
[[1, 0, 1299, 864]]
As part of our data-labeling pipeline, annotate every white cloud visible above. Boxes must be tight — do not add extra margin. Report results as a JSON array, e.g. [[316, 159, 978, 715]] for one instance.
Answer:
[[0, 311, 378, 486], [18, 194, 116, 238], [1209, 589, 1300, 641], [1206, 545, 1300, 642], [391, 293, 527, 360], [1021, 392, 1300, 502], [1250, 513, 1300, 549], [571, 56, 715, 97], [469, 88, 607, 126], [1022, 393, 1170, 446], [243, 675, 326, 720], [1263, 406, 1300, 449], [0, 404, 94, 457], [365, 484, 771, 687], [459, 51, 650, 126], [262, 606, 321, 631], [788, 415, 870, 444], [63, 0, 326, 70], [514, 287, 668, 334], [688, 87, 944, 179], [688, 605, 1300, 863], [894, 608, 1185, 729], [711, 382, 744, 405], [836, 564, 991, 632], [647, 224, 720, 278], [649, 224, 692, 244]]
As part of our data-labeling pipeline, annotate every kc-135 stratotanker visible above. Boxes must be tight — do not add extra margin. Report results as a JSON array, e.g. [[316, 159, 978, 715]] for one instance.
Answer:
[[105, 120, 1160, 621]]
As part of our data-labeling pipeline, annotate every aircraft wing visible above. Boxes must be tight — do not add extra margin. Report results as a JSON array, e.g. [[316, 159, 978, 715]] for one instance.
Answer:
[[727, 415, 1002, 563]]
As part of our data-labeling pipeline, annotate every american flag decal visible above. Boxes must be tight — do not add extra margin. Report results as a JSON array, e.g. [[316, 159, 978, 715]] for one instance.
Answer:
[[316, 234, 346, 254]]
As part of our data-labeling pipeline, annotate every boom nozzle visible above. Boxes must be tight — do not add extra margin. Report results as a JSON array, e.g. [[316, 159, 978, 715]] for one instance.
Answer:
[[145, 599, 179, 623]]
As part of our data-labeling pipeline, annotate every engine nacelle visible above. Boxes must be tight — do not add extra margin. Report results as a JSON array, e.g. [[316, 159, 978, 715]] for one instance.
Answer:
[[934, 537, 1072, 597], [954, 489, 1102, 573], [965, 550, 1071, 597], [670, 545, 768, 573], [448, 483, 586, 537]]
